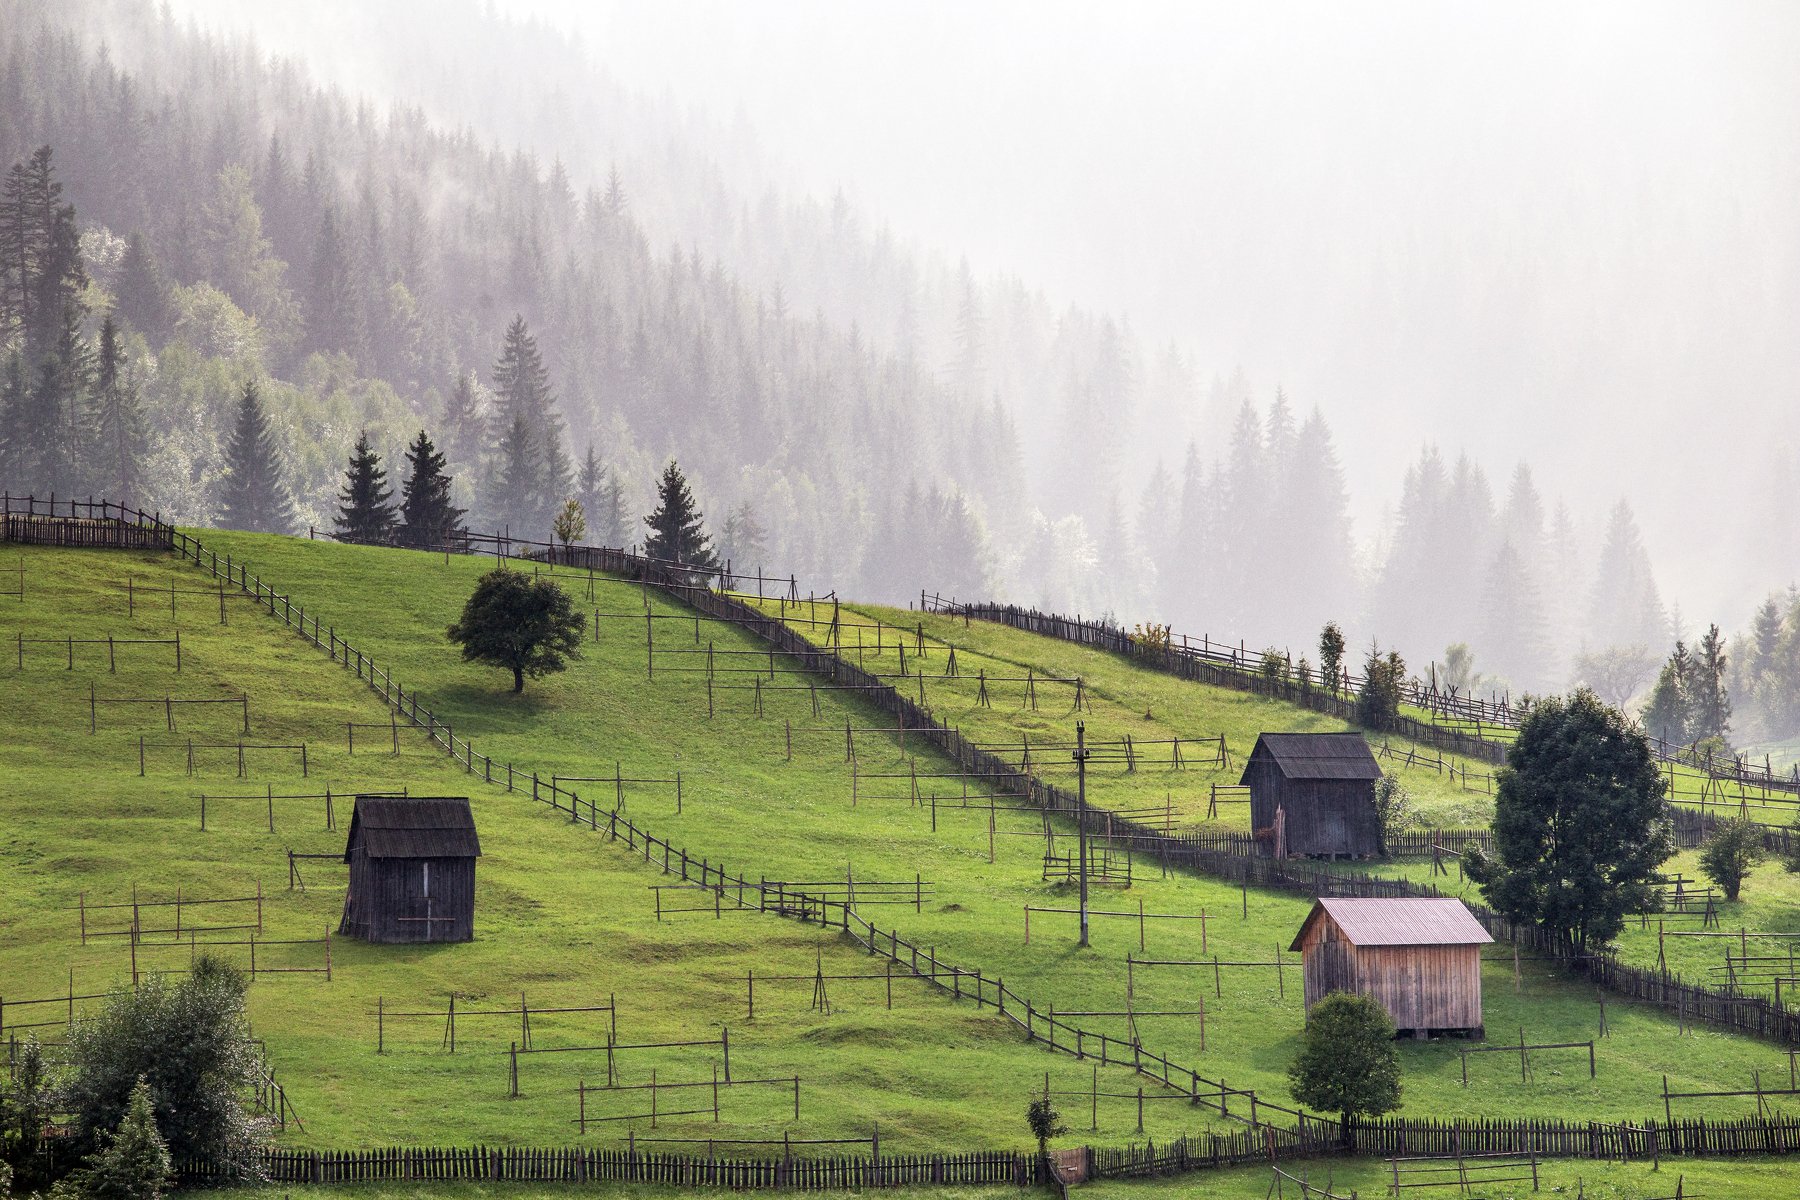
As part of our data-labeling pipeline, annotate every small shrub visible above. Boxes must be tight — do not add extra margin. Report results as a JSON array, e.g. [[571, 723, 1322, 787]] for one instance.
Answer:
[[1024, 1094, 1066, 1165], [1372, 776, 1419, 856], [67, 1078, 173, 1200], [1699, 817, 1765, 901], [1131, 622, 1172, 653], [1259, 648, 1288, 682]]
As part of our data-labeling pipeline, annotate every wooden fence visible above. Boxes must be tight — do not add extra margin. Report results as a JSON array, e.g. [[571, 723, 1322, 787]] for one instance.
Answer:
[[0, 501, 173, 551], [20, 499, 1799, 1064], [174, 1111, 1800, 1189], [184, 1143, 1039, 1188], [929, 597, 1800, 802]]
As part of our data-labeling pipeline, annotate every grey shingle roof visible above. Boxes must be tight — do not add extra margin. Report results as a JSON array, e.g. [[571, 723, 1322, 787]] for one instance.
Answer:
[[345, 796, 481, 860], [1242, 732, 1382, 782]]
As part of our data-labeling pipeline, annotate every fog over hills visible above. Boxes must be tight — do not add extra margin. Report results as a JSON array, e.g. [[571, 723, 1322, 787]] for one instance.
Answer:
[[8, 0, 1800, 738]]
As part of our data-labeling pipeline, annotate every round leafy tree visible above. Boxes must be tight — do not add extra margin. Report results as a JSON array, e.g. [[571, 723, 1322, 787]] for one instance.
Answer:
[[1288, 991, 1401, 1143], [1463, 688, 1672, 946], [1698, 817, 1765, 901], [447, 568, 584, 693]]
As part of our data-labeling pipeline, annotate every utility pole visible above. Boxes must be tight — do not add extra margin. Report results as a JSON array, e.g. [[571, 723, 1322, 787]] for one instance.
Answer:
[[1075, 720, 1090, 948]]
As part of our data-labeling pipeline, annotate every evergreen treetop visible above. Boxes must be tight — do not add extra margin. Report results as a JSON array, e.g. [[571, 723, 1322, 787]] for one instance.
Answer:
[[334, 431, 397, 543], [398, 429, 465, 549], [644, 459, 718, 575], [218, 380, 296, 534]]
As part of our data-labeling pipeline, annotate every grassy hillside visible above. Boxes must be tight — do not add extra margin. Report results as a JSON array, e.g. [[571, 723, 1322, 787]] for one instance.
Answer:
[[1, 532, 1794, 1196], [0, 544, 1225, 1150]]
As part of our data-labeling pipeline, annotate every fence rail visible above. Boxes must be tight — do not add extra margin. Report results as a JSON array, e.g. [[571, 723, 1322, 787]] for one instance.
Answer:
[[170, 1107, 1800, 1190], [925, 596, 1800, 801]]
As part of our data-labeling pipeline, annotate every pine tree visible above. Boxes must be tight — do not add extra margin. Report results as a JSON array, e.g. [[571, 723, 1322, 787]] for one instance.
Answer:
[[396, 430, 465, 549], [1588, 501, 1668, 650], [491, 316, 569, 531], [441, 371, 484, 476], [1643, 642, 1694, 745], [576, 444, 604, 526], [306, 206, 358, 357], [91, 316, 146, 505], [218, 381, 296, 534], [718, 501, 767, 570], [333, 432, 397, 543], [1690, 623, 1731, 744], [597, 467, 627, 545], [69, 1077, 173, 1200], [1480, 539, 1551, 693], [643, 460, 718, 576], [492, 315, 555, 430], [488, 412, 538, 534], [114, 234, 171, 343]]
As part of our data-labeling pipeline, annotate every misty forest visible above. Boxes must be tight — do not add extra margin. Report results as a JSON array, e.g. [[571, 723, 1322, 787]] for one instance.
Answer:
[[2, 0, 1798, 753]]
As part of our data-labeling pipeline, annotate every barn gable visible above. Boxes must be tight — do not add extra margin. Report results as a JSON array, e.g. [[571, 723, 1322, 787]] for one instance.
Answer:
[[1240, 733, 1382, 784], [342, 796, 482, 861]]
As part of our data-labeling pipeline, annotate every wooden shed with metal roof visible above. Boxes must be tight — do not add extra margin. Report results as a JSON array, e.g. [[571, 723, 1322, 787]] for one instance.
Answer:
[[338, 796, 481, 944], [1241, 732, 1382, 858], [1290, 897, 1492, 1036]]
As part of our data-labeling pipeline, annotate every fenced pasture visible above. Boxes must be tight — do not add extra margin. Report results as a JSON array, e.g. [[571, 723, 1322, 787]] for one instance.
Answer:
[[924, 595, 1800, 847], [0, 532, 1248, 1150], [169, 520, 1799, 1126], [3, 500, 1797, 1187]]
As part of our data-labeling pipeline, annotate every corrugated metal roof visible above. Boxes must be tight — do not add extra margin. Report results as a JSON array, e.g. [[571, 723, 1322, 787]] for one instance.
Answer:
[[345, 796, 481, 860], [1290, 898, 1493, 951], [1241, 732, 1382, 782]]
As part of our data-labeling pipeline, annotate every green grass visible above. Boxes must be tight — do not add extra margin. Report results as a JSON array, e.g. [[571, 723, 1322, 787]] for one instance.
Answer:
[[1, 533, 1794, 1197]]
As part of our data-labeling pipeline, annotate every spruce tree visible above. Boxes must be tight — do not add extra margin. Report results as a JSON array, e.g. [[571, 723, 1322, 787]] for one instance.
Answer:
[[69, 1077, 174, 1200], [441, 371, 485, 474], [114, 234, 171, 343], [218, 381, 296, 534], [488, 411, 538, 534], [1643, 642, 1694, 745], [643, 459, 718, 576], [91, 316, 146, 505], [576, 444, 604, 527], [398, 430, 465, 549], [333, 432, 397, 543], [1690, 623, 1732, 743], [492, 315, 555, 428]]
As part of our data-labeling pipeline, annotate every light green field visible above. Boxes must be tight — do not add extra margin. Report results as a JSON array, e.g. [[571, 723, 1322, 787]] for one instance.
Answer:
[[0, 534, 1794, 1196]]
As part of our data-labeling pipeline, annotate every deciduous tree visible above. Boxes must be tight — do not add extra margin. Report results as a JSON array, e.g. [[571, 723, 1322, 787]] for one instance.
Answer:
[[446, 568, 583, 693], [1287, 991, 1401, 1143], [1463, 689, 1672, 945]]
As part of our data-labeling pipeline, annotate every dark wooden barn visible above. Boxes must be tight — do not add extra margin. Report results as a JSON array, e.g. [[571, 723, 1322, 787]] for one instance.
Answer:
[[339, 796, 481, 944], [1290, 897, 1492, 1036], [1241, 732, 1382, 858]]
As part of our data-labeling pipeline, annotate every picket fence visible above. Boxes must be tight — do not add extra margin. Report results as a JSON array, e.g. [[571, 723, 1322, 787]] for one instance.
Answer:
[[170, 1112, 1800, 1189], [182, 1144, 1039, 1188]]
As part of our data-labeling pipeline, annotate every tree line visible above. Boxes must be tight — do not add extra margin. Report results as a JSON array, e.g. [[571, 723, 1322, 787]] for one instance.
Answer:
[[12, 1, 1781, 747]]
